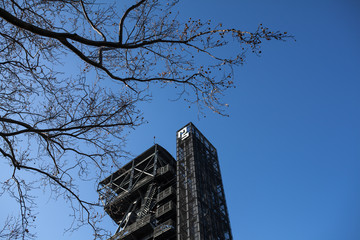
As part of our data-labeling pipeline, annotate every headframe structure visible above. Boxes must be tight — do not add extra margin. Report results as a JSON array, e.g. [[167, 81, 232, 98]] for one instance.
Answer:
[[98, 123, 232, 240], [98, 144, 177, 240]]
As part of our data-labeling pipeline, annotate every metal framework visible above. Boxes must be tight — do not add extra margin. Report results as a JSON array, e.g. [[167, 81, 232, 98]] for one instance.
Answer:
[[98, 144, 177, 240], [176, 123, 232, 240], [98, 123, 232, 240]]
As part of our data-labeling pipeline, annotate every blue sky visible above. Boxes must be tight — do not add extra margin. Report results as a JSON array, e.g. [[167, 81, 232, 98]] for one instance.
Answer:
[[128, 1, 360, 240], [1, 0, 360, 239]]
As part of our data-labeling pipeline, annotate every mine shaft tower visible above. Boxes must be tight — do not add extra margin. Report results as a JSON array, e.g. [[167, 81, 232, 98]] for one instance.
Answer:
[[98, 123, 232, 240]]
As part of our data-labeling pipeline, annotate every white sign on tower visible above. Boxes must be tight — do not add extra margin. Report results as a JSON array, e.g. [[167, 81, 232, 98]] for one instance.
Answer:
[[177, 127, 189, 140]]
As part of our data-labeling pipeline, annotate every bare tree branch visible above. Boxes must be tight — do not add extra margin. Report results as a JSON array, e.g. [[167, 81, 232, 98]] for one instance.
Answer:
[[0, 0, 292, 238]]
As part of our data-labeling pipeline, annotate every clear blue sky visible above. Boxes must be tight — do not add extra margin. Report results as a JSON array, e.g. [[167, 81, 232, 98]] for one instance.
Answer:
[[128, 1, 360, 240], [1, 0, 360, 239]]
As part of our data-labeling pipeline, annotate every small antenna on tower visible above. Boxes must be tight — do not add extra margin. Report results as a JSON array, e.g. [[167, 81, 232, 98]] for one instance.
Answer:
[[154, 136, 156, 145]]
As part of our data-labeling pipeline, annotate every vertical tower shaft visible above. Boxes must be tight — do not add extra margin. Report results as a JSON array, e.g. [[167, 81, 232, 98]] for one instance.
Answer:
[[176, 123, 232, 240]]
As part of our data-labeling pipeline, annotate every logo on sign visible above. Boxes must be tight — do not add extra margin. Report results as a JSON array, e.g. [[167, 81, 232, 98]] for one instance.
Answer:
[[178, 127, 189, 140]]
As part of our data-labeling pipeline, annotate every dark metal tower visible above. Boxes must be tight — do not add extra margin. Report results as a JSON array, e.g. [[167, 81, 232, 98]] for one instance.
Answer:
[[98, 123, 232, 240], [176, 123, 232, 240]]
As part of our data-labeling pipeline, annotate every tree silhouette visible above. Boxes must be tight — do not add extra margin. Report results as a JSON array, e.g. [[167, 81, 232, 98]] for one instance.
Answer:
[[0, 0, 291, 239]]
